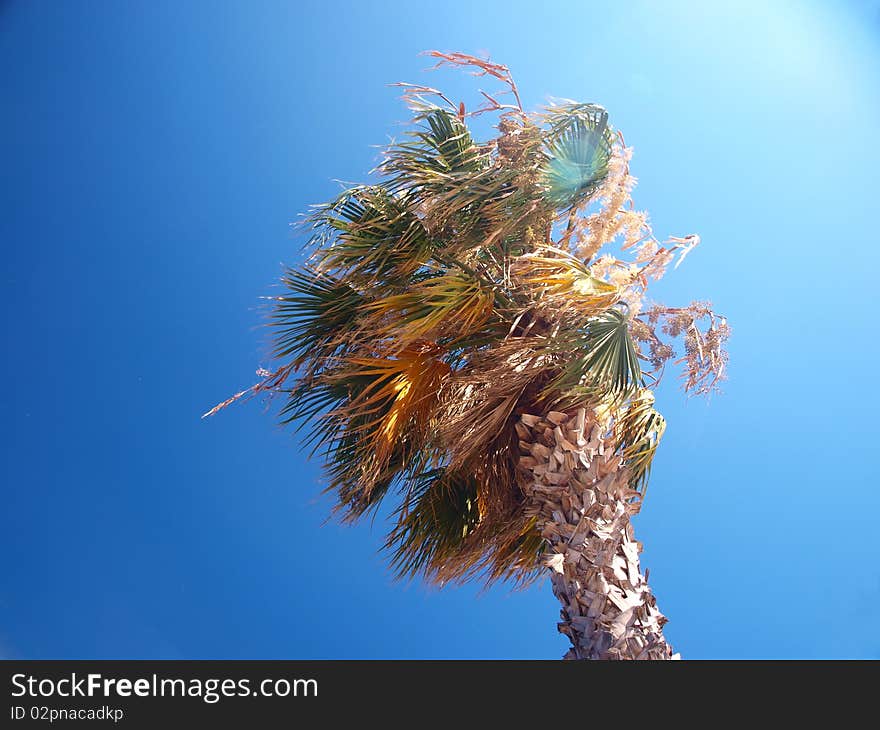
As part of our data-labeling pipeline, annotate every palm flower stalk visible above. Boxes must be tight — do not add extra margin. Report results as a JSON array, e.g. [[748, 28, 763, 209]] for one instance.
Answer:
[[206, 52, 729, 660]]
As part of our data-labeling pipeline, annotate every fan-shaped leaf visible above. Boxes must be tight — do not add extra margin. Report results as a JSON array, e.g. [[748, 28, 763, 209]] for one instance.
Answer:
[[541, 103, 613, 209]]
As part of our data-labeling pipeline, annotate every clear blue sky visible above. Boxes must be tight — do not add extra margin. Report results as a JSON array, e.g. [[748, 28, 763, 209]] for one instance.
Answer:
[[2, 0, 879, 659]]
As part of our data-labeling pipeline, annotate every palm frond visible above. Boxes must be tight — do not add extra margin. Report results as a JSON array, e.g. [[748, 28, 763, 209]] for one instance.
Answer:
[[435, 511, 545, 587], [387, 467, 545, 586], [382, 110, 546, 263], [278, 377, 351, 434], [552, 307, 644, 403], [471, 516, 545, 586], [616, 390, 666, 495], [328, 343, 449, 470], [541, 103, 613, 209], [511, 246, 620, 317], [438, 341, 554, 474], [311, 185, 432, 284], [282, 343, 449, 519], [386, 468, 481, 580], [403, 108, 485, 178], [360, 271, 495, 349], [270, 267, 362, 370]]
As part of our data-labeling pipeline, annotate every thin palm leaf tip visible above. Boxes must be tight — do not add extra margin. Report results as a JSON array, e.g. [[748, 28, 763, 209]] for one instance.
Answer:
[[205, 51, 730, 587]]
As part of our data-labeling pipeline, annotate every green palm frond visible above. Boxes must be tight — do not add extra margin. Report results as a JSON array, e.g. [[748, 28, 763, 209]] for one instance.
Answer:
[[278, 378, 351, 434], [326, 425, 412, 519], [382, 109, 545, 262], [541, 103, 613, 209], [381, 109, 485, 189], [387, 467, 546, 586], [275, 344, 449, 520], [312, 185, 432, 283], [411, 162, 532, 255], [386, 468, 481, 580], [479, 517, 546, 587], [414, 109, 486, 176], [271, 267, 362, 369], [553, 307, 644, 402], [616, 390, 667, 495]]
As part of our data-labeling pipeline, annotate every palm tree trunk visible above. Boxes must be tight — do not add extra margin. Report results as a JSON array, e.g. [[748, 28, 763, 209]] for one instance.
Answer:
[[517, 407, 676, 660]]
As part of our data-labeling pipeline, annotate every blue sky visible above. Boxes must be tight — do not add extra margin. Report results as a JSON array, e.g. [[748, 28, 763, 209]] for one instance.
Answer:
[[2, 0, 879, 659]]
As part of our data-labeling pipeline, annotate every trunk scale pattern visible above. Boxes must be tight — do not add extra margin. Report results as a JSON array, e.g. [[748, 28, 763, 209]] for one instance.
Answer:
[[516, 407, 677, 660]]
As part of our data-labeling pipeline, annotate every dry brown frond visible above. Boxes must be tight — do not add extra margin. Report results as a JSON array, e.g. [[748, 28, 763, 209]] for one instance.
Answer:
[[327, 342, 450, 477], [511, 246, 620, 318], [438, 340, 556, 471], [359, 272, 495, 350]]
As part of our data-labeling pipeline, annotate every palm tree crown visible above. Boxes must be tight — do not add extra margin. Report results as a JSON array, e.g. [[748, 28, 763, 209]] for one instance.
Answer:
[[207, 52, 729, 593]]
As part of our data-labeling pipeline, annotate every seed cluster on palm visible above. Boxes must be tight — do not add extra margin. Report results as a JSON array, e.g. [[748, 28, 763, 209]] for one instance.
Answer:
[[207, 52, 729, 660]]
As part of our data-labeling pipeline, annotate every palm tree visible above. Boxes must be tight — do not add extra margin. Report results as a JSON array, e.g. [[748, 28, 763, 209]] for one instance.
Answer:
[[206, 52, 729, 660]]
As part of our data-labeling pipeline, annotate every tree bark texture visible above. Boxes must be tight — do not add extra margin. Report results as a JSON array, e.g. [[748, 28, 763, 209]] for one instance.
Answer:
[[516, 407, 676, 660]]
